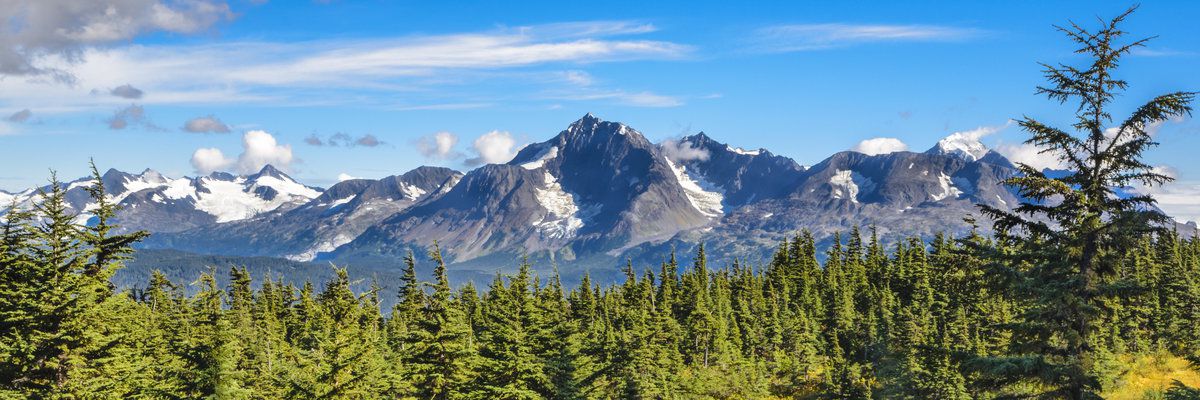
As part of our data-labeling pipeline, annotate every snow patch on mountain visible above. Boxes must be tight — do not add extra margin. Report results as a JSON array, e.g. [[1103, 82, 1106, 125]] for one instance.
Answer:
[[170, 174, 319, 223], [66, 180, 92, 190], [287, 232, 357, 262], [191, 179, 273, 222], [327, 195, 355, 208], [71, 212, 95, 226], [520, 146, 559, 170], [161, 178, 195, 200], [726, 145, 762, 156], [252, 175, 321, 199], [111, 171, 172, 202], [951, 176, 975, 196], [0, 189, 29, 209], [930, 172, 964, 201], [830, 169, 874, 203], [533, 172, 584, 240], [665, 157, 724, 217], [401, 184, 427, 200]]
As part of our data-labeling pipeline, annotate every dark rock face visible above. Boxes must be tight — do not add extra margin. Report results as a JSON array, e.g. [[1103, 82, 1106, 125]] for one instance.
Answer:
[[671, 132, 806, 207], [335, 114, 716, 264]]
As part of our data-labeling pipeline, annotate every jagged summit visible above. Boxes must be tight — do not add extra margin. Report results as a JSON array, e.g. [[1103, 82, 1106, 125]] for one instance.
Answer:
[[567, 112, 601, 130], [249, 164, 290, 180], [562, 113, 636, 139], [679, 132, 768, 158], [509, 113, 651, 170], [208, 171, 237, 181]]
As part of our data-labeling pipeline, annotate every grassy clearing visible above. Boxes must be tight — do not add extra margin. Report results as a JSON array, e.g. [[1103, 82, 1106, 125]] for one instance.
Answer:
[[1104, 354, 1200, 400]]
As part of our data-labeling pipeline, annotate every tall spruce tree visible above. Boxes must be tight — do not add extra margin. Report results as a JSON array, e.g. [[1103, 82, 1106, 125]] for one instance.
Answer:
[[976, 7, 1195, 399]]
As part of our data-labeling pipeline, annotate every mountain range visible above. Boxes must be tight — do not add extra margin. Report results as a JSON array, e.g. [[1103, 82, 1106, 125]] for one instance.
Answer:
[[3, 114, 1193, 283]]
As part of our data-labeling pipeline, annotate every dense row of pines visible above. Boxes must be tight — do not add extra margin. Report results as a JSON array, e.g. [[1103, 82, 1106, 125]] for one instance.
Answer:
[[2, 7, 1200, 399]]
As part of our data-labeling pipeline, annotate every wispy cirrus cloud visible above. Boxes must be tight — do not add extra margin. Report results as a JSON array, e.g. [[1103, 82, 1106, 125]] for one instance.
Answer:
[[751, 23, 984, 53], [393, 103, 494, 111], [551, 89, 685, 108], [1130, 47, 1196, 57], [0, 20, 692, 112]]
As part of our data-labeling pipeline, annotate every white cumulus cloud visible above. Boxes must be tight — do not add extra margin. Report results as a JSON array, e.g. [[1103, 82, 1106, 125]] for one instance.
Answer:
[[852, 137, 908, 155], [465, 130, 519, 166], [994, 142, 1065, 171], [996, 117, 1186, 172], [190, 130, 295, 174], [414, 131, 461, 160], [337, 173, 359, 182], [1147, 182, 1200, 225], [1126, 165, 1200, 224], [237, 130, 294, 174], [660, 139, 710, 162], [948, 122, 1011, 143], [190, 147, 232, 175]]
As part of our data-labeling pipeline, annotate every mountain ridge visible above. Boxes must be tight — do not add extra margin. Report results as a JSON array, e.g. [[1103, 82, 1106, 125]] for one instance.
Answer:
[[3, 113, 1193, 280]]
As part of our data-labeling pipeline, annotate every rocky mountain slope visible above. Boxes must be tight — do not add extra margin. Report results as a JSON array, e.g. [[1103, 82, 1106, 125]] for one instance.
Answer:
[[4, 114, 1192, 281]]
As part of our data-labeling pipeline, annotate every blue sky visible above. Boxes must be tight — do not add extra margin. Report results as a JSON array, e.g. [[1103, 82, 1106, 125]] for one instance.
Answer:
[[2, 1, 1199, 220]]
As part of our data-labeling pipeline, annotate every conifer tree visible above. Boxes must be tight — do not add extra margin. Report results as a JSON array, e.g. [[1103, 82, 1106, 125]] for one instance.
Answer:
[[536, 266, 584, 399], [976, 7, 1194, 399], [404, 243, 475, 399], [290, 267, 386, 399], [473, 261, 547, 399], [188, 271, 251, 399], [80, 160, 149, 278]]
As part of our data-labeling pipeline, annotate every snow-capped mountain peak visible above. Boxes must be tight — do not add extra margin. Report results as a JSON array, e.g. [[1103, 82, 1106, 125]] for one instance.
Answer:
[[928, 131, 990, 161], [0, 190, 15, 207], [245, 166, 321, 200], [0, 164, 324, 231]]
